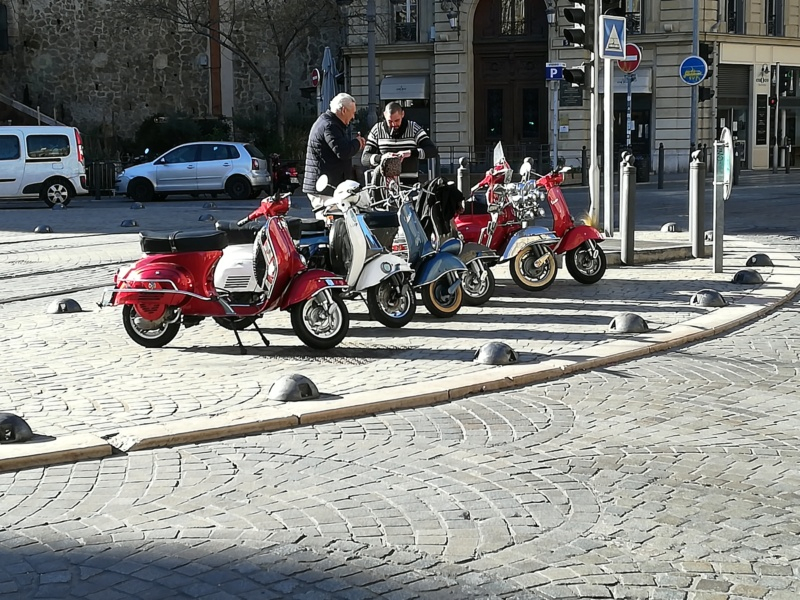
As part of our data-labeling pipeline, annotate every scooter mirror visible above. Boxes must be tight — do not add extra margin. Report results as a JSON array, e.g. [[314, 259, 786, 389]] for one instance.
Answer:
[[315, 175, 329, 193], [519, 160, 532, 179]]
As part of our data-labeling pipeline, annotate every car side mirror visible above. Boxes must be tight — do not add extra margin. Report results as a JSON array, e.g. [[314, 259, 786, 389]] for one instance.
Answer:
[[154, 158, 165, 165]]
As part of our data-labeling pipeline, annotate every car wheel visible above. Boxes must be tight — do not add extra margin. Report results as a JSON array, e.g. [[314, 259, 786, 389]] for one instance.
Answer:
[[129, 178, 155, 203], [225, 176, 252, 200], [40, 177, 73, 207]]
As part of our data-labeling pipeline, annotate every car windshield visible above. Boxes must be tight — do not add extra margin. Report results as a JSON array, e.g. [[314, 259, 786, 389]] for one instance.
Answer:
[[245, 144, 265, 160]]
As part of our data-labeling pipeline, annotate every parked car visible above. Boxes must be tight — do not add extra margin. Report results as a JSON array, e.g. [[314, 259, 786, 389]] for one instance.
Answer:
[[115, 141, 271, 202], [0, 125, 89, 207]]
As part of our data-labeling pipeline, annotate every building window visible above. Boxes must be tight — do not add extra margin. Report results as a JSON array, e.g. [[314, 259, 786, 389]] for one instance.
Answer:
[[0, 5, 9, 52], [521, 88, 539, 139], [500, 0, 526, 35], [728, 0, 745, 34], [394, 0, 417, 42], [625, 0, 643, 34], [487, 89, 503, 138], [766, 0, 784, 36]]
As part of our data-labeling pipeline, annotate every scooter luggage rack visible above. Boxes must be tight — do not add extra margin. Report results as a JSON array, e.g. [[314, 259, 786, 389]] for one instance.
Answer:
[[100, 278, 239, 315]]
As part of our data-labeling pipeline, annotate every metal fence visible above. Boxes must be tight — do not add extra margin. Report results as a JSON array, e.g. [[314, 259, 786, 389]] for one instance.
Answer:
[[85, 161, 121, 197]]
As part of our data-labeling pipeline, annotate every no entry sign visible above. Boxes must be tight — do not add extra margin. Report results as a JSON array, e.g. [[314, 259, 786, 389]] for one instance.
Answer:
[[617, 43, 642, 74]]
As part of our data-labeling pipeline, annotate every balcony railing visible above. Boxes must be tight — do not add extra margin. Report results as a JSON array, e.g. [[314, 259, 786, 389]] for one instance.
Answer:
[[395, 22, 417, 42]]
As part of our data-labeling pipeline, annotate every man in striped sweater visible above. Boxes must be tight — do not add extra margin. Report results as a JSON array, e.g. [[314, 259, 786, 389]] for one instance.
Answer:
[[362, 102, 438, 185]]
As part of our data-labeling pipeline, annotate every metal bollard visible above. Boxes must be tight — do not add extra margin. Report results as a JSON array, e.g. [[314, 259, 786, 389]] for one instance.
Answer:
[[581, 146, 588, 186], [456, 157, 469, 195], [786, 145, 791, 174], [94, 164, 101, 200], [619, 152, 636, 266], [657, 143, 664, 189], [733, 149, 740, 186], [689, 150, 705, 259]]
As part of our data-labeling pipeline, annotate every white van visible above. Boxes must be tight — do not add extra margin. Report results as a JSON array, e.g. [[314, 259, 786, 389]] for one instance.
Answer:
[[0, 126, 88, 207]]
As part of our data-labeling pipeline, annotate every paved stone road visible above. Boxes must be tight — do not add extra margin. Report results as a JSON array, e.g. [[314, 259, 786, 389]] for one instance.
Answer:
[[0, 176, 798, 599]]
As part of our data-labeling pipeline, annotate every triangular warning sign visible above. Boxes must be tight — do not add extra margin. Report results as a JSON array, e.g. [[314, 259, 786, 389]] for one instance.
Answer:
[[606, 25, 623, 53]]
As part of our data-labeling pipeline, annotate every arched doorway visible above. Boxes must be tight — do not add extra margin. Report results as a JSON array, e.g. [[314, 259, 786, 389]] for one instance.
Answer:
[[473, 0, 550, 162]]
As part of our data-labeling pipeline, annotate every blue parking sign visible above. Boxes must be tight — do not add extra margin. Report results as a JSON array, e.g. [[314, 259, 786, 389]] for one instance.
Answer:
[[546, 63, 565, 81]]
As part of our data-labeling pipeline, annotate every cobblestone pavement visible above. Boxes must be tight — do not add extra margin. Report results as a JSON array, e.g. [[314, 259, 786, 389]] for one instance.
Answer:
[[0, 179, 799, 599]]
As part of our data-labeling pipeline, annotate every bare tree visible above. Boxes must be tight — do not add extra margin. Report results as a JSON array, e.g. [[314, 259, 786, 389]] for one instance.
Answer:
[[119, 0, 341, 140]]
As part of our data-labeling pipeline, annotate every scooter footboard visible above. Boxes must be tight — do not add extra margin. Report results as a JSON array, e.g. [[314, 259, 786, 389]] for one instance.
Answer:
[[280, 269, 347, 310], [356, 254, 413, 290]]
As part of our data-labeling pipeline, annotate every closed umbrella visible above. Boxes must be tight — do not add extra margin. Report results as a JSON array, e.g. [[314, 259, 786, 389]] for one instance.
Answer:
[[320, 46, 339, 114]]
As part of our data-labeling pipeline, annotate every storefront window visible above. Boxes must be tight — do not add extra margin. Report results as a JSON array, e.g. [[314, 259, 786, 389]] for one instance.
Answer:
[[625, 0, 643, 34]]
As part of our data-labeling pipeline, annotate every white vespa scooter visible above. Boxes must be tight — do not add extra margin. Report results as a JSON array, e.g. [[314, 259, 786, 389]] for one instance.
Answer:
[[305, 176, 417, 328]]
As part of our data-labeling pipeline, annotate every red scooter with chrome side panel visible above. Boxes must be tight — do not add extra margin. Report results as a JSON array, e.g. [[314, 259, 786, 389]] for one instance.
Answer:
[[519, 159, 607, 284], [100, 194, 350, 352]]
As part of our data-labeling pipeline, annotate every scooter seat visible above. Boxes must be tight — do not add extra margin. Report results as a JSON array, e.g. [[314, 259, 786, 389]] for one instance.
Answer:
[[215, 220, 261, 245], [285, 217, 326, 240], [139, 229, 228, 254]]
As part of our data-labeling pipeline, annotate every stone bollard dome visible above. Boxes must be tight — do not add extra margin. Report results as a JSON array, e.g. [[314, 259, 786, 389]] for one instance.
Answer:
[[745, 253, 773, 267], [0, 413, 34, 443], [47, 298, 82, 314], [690, 289, 727, 307], [268, 374, 320, 401], [731, 269, 764, 285], [473, 342, 518, 365], [608, 313, 649, 333]]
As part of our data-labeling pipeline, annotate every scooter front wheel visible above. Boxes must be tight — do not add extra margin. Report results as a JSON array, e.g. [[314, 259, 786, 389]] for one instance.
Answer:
[[122, 304, 180, 348], [461, 262, 495, 306], [367, 275, 416, 328], [421, 274, 463, 318], [290, 292, 349, 350], [510, 246, 557, 292], [566, 241, 607, 284]]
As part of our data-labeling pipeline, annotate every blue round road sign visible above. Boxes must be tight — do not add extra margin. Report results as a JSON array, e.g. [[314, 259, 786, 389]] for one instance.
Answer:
[[679, 55, 708, 86]]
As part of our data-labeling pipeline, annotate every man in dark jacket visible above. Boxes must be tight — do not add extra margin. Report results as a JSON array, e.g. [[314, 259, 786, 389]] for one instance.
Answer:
[[362, 102, 438, 186], [303, 93, 365, 213]]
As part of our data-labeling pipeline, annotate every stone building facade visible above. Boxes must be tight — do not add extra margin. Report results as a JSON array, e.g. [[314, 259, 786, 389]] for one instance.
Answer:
[[342, 0, 800, 172]]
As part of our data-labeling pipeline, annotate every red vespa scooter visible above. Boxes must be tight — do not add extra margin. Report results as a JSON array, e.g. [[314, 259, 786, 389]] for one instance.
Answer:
[[519, 158, 607, 284], [100, 194, 350, 352], [454, 143, 559, 292]]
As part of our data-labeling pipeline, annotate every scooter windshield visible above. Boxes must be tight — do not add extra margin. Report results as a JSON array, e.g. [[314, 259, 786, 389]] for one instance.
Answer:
[[398, 203, 434, 265]]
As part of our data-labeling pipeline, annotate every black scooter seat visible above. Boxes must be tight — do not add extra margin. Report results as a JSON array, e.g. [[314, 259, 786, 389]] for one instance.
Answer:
[[363, 211, 399, 229], [139, 229, 228, 254], [215, 220, 262, 245]]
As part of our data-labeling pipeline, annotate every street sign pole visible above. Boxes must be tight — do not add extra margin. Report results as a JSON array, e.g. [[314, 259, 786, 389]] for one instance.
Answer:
[[589, 1, 601, 227], [773, 62, 781, 173], [713, 127, 733, 273], [690, 0, 699, 148], [604, 56, 613, 237], [552, 80, 560, 170], [626, 74, 633, 148]]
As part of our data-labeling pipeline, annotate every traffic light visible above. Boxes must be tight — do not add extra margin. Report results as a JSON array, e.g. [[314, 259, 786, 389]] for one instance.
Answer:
[[779, 69, 792, 94], [564, 2, 594, 52], [698, 87, 715, 103], [601, 0, 625, 16], [699, 42, 713, 81], [564, 62, 589, 87], [769, 96, 777, 108]]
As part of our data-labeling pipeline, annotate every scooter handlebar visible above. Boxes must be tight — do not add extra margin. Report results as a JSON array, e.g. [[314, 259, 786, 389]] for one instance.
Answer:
[[237, 193, 292, 226]]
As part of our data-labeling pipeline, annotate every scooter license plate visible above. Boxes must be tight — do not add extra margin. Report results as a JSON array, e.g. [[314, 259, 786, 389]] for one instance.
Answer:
[[290, 177, 299, 184]]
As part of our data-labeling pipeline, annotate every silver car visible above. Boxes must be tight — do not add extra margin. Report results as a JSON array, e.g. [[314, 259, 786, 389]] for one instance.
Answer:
[[115, 141, 271, 202]]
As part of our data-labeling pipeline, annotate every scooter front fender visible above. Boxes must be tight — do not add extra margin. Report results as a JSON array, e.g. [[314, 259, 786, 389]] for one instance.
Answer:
[[555, 225, 604, 254], [279, 269, 347, 310], [460, 242, 498, 266], [355, 254, 413, 291], [500, 227, 559, 263], [413, 252, 466, 288]]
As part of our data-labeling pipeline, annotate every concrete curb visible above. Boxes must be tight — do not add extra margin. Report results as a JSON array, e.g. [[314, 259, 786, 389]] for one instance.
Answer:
[[2, 242, 798, 470]]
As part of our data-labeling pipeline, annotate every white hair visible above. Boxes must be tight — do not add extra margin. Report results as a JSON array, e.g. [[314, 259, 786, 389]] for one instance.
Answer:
[[330, 93, 356, 113]]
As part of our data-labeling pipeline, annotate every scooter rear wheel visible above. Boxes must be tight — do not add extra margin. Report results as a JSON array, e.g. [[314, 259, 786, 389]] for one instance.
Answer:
[[462, 263, 495, 306], [510, 246, 557, 292], [122, 305, 180, 348], [566, 241, 607, 284], [421, 275, 463, 318], [290, 292, 349, 350], [367, 275, 416, 328]]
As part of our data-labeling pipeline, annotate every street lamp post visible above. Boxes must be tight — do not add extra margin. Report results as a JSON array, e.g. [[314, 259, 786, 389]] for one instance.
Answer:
[[367, 0, 377, 127]]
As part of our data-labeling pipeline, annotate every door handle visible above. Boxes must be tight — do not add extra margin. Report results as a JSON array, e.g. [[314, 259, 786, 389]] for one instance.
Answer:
[[186, 166, 195, 169], [222, 162, 231, 166]]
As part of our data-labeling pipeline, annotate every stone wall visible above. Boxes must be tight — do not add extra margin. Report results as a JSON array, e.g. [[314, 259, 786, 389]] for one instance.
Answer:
[[0, 0, 341, 146]]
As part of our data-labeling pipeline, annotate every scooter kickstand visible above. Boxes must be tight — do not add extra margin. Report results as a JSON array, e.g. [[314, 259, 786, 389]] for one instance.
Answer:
[[253, 322, 271, 347], [232, 329, 248, 355]]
